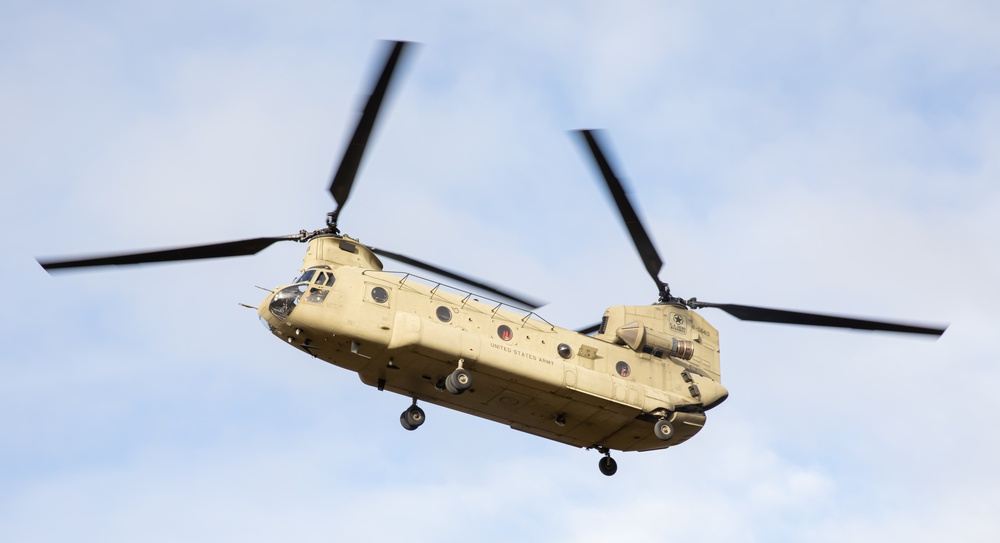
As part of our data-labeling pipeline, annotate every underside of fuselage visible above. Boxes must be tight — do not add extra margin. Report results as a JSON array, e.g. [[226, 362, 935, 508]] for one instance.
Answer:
[[259, 270, 710, 454], [354, 348, 708, 453]]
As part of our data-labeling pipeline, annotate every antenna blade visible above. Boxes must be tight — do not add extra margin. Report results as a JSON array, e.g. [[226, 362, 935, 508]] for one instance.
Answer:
[[328, 40, 412, 226], [38, 235, 301, 271], [691, 300, 947, 337], [370, 247, 543, 309], [575, 129, 668, 298]]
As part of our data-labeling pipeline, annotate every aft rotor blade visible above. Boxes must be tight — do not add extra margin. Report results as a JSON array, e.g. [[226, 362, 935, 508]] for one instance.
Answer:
[[577, 322, 602, 335], [690, 300, 947, 337], [328, 40, 411, 226], [575, 129, 669, 299], [370, 247, 543, 309], [38, 235, 302, 271]]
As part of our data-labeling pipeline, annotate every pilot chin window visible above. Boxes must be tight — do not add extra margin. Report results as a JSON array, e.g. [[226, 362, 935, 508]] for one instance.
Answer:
[[303, 287, 329, 304]]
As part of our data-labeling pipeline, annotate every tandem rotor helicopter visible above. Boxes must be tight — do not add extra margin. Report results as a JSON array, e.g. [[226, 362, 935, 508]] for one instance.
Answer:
[[39, 41, 947, 476]]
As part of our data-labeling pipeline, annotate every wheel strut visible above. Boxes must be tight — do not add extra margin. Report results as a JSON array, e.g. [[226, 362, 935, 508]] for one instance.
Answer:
[[445, 365, 472, 395], [597, 449, 618, 476]]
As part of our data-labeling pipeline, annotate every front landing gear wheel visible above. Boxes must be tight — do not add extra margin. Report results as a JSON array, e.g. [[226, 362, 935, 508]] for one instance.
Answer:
[[654, 418, 675, 441], [598, 455, 618, 476], [400, 404, 425, 431], [445, 368, 472, 395]]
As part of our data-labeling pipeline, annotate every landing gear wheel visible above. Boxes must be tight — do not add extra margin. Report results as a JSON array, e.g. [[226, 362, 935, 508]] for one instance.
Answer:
[[653, 418, 675, 441], [445, 368, 472, 395], [400, 404, 425, 431], [598, 455, 618, 476], [400, 414, 414, 431]]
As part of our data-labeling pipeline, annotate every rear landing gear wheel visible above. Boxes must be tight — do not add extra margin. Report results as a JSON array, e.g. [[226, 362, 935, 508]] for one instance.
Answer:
[[598, 455, 618, 476], [400, 404, 425, 431], [653, 418, 674, 441], [445, 368, 472, 395]]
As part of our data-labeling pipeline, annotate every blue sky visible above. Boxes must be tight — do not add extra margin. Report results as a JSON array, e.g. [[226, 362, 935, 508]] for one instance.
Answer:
[[3, 1, 999, 541]]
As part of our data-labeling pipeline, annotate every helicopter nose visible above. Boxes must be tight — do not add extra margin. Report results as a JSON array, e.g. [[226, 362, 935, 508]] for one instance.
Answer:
[[268, 284, 307, 321]]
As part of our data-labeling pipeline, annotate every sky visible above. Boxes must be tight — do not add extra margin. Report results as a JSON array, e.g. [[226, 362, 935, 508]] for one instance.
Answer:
[[2, 0, 999, 541]]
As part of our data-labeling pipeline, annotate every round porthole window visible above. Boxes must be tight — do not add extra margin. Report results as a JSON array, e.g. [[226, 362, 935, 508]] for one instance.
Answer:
[[497, 325, 513, 341], [616, 361, 631, 378], [557, 343, 573, 359], [371, 286, 389, 304], [436, 306, 452, 322]]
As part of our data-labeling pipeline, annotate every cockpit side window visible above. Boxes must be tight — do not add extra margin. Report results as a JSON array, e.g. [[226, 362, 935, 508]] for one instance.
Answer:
[[315, 271, 335, 287]]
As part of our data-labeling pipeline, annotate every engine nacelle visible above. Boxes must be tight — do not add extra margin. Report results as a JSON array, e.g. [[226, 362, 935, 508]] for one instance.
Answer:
[[616, 321, 695, 360]]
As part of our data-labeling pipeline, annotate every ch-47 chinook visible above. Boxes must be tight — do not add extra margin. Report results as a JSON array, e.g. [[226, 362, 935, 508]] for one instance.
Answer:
[[38, 41, 947, 476]]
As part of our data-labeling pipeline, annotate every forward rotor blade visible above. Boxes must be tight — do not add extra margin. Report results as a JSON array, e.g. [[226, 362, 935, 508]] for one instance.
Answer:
[[690, 300, 947, 337], [38, 235, 302, 271], [328, 40, 411, 226], [370, 247, 543, 309], [575, 129, 669, 298]]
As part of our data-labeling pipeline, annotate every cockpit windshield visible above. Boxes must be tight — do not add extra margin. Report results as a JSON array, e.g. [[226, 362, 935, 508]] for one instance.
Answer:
[[295, 266, 334, 286], [297, 269, 317, 284]]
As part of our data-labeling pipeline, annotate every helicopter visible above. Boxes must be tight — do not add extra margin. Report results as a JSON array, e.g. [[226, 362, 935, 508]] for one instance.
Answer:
[[38, 40, 947, 476]]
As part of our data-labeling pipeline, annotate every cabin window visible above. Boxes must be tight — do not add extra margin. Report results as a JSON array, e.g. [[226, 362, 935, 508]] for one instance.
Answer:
[[436, 306, 452, 322], [371, 286, 389, 304], [557, 343, 573, 359], [497, 325, 513, 341]]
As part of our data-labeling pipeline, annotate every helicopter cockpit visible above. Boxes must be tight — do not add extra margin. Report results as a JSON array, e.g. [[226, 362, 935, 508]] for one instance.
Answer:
[[268, 266, 337, 320], [294, 266, 337, 287]]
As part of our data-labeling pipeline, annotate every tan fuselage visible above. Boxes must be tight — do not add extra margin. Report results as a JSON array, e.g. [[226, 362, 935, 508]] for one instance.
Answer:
[[258, 236, 727, 453]]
